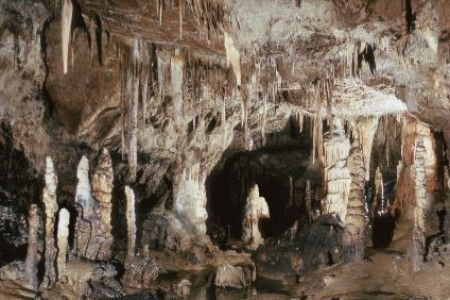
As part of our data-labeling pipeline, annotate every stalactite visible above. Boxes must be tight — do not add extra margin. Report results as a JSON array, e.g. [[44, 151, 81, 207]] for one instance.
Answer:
[[171, 48, 184, 133], [224, 31, 241, 88], [25, 204, 38, 289], [358, 117, 379, 181], [56, 208, 70, 283], [61, 0, 73, 74], [125, 186, 136, 258], [158, 0, 164, 26], [42, 156, 58, 288], [179, 0, 184, 40]]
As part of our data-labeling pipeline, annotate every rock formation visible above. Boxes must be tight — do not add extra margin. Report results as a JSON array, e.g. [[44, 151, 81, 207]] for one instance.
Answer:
[[56, 208, 70, 283], [42, 156, 58, 288], [322, 118, 351, 222], [121, 186, 158, 289], [25, 204, 38, 289], [124, 185, 136, 257], [174, 165, 208, 234], [242, 184, 270, 250], [87, 148, 114, 260], [3, 0, 450, 298], [343, 122, 367, 263]]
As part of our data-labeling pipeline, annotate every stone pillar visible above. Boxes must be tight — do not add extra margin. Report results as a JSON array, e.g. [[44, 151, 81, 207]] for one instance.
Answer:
[[91, 148, 114, 260], [125, 186, 136, 258], [25, 204, 38, 289], [322, 118, 351, 222], [42, 156, 58, 288], [242, 184, 270, 250], [57, 208, 70, 283]]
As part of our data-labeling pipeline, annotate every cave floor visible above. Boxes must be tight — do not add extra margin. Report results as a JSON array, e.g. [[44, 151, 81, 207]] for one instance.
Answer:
[[0, 221, 448, 300]]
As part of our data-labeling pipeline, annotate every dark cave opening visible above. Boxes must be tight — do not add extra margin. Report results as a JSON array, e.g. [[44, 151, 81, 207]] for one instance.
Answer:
[[206, 118, 323, 249], [367, 116, 402, 249]]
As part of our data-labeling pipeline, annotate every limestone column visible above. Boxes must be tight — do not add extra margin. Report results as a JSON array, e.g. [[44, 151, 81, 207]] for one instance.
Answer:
[[42, 156, 58, 288], [57, 208, 70, 283], [125, 186, 136, 258], [91, 148, 114, 260], [25, 204, 38, 289], [322, 118, 351, 222]]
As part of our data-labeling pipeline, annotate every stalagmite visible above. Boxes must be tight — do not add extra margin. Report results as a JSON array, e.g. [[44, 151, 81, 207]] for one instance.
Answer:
[[42, 156, 58, 288], [343, 124, 367, 262], [171, 49, 184, 132], [322, 118, 351, 222], [224, 31, 241, 87], [125, 186, 136, 258], [357, 117, 379, 181], [25, 204, 38, 289], [56, 208, 70, 283], [242, 184, 270, 250], [90, 148, 114, 260], [413, 137, 427, 271], [75, 156, 94, 219], [61, 0, 73, 74]]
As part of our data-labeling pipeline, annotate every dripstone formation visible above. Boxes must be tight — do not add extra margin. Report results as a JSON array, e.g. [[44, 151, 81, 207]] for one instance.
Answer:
[[2, 0, 450, 299]]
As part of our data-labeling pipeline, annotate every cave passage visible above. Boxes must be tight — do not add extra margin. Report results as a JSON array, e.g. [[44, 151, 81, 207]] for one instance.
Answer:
[[206, 119, 323, 248]]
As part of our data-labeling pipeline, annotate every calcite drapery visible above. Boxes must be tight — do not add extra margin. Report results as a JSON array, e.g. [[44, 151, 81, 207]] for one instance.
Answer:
[[174, 165, 208, 234], [25, 204, 38, 289], [322, 118, 351, 222], [42, 156, 58, 288], [242, 184, 270, 250], [57, 208, 70, 283]]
